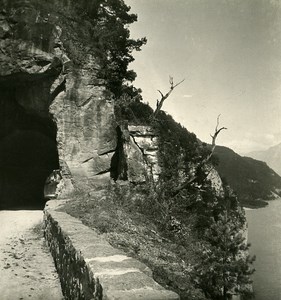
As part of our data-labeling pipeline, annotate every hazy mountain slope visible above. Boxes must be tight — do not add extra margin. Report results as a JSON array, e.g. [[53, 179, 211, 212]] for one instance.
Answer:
[[214, 145, 281, 207], [247, 143, 281, 176]]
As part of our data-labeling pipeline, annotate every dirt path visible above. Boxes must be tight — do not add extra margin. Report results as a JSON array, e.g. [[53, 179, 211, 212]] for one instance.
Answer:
[[0, 210, 64, 300]]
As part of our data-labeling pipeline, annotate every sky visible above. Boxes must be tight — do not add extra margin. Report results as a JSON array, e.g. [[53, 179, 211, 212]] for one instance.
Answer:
[[124, 0, 281, 154]]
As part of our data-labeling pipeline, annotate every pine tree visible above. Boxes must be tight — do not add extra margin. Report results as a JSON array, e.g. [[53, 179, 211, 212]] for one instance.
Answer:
[[91, 0, 147, 98], [193, 211, 255, 300], [66, 0, 146, 98]]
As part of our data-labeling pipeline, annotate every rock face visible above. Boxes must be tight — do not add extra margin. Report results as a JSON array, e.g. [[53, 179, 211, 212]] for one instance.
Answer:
[[0, 0, 162, 207], [0, 0, 117, 204], [111, 124, 160, 183], [206, 166, 224, 197], [128, 125, 160, 182]]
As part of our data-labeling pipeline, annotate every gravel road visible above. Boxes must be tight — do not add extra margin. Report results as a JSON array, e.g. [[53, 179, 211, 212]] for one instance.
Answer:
[[0, 210, 64, 300]]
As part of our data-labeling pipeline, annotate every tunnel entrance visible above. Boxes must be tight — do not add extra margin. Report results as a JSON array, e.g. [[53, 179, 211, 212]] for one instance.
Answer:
[[0, 80, 60, 210]]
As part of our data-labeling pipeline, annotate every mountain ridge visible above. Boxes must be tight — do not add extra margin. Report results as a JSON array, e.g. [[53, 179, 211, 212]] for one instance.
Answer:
[[214, 145, 281, 208], [246, 142, 281, 176]]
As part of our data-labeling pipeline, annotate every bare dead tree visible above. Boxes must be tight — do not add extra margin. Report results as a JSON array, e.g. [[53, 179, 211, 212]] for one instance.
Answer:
[[154, 76, 185, 117], [203, 114, 227, 165], [172, 114, 227, 197]]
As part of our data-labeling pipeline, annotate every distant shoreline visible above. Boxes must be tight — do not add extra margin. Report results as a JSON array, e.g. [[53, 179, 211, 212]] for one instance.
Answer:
[[243, 207, 254, 211], [243, 197, 281, 210]]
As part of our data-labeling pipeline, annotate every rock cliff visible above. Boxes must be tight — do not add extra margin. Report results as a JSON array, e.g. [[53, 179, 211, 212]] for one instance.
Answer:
[[111, 124, 160, 183], [0, 0, 160, 208], [0, 2, 253, 299], [0, 0, 118, 207]]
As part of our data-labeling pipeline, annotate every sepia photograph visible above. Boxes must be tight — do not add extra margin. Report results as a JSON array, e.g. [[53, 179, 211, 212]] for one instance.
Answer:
[[1, 0, 281, 299]]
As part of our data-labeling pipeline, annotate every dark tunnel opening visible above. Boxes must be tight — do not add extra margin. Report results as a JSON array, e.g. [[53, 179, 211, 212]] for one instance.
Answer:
[[0, 84, 60, 210]]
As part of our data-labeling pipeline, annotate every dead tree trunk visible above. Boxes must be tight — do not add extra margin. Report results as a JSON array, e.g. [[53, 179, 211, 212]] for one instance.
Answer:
[[203, 114, 227, 164], [154, 76, 185, 117], [172, 115, 227, 196]]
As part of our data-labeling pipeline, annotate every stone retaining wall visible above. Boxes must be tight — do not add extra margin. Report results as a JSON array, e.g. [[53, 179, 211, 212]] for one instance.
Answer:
[[44, 200, 179, 300]]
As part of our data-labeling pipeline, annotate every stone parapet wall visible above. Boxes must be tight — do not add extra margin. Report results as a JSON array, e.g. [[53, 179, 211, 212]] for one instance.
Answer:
[[44, 200, 179, 300]]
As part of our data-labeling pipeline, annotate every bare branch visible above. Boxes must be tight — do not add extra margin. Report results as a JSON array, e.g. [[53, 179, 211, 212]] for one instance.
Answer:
[[210, 115, 227, 149], [215, 114, 221, 132], [157, 90, 164, 98], [203, 114, 227, 165], [172, 114, 227, 197], [169, 76, 173, 86], [153, 77, 185, 117], [173, 78, 185, 89]]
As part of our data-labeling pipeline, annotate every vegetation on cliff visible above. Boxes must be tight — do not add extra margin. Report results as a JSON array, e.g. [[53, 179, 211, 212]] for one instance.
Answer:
[[65, 95, 255, 299], [108, 46, 256, 299], [66, 0, 147, 98], [64, 154, 255, 299], [1, 2, 260, 297], [55, 1, 255, 299], [152, 113, 255, 300], [73, 0, 147, 98], [15, 0, 146, 99]]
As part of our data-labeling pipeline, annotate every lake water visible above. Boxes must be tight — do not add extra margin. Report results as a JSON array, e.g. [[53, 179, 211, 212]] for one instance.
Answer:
[[246, 200, 281, 300]]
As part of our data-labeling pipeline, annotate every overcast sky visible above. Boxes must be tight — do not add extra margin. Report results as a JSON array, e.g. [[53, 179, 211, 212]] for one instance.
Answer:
[[125, 0, 281, 154]]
